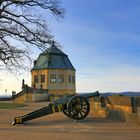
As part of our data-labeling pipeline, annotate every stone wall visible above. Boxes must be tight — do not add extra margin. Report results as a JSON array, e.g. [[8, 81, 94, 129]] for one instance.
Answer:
[[90, 95, 140, 125], [32, 93, 49, 102]]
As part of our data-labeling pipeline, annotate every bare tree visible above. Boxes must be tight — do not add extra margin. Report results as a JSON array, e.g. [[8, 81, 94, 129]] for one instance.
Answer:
[[0, 0, 64, 72]]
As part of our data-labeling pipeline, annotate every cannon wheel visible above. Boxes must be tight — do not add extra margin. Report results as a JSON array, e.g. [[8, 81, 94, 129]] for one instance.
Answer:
[[63, 104, 70, 117], [67, 96, 90, 120], [63, 110, 69, 117]]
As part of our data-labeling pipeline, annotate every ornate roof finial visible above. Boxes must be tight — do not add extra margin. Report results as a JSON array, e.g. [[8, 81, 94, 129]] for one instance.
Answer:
[[52, 40, 55, 45], [51, 40, 57, 49]]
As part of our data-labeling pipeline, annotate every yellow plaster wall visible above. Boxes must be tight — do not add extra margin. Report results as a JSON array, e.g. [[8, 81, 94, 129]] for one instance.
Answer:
[[48, 69, 75, 90], [109, 104, 132, 113], [32, 93, 49, 102], [13, 94, 25, 104], [89, 96, 133, 119], [105, 96, 131, 106], [48, 69, 67, 89], [31, 69, 49, 89], [13, 93, 33, 103], [31, 68, 76, 95], [89, 101, 106, 118], [66, 69, 76, 89], [26, 93, 33, 102], [105, 96, 132, 113], [48, 89, 75, 95]]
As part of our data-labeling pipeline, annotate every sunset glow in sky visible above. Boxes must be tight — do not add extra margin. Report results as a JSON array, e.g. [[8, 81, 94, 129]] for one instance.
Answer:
[[1, 0, 140, 95]]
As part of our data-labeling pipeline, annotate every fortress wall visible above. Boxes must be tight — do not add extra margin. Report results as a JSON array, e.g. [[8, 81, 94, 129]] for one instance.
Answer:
[[32, 93, 49, 102], [137, 98, 140, 116], [13, 94, 25, 104], [13, 92, 33, 103], [89, 97, 106, 118], [26, 93, 33, 102], [124, 97, 140, 125], [105, 96, 132, 114], [90, 96, 140, 125]]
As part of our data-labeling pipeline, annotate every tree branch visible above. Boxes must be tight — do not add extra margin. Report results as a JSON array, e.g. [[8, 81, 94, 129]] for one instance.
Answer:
[[0, 0, 64, 72]]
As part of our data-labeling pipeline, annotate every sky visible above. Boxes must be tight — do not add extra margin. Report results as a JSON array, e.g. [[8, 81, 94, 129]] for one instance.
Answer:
[[1, 0, 140, 95]]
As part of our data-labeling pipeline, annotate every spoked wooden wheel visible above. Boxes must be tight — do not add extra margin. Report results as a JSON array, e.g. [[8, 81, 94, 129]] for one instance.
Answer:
[[63, 104, 69, 117], [63, 110, 69, 117], [67, 96, 90, 120]]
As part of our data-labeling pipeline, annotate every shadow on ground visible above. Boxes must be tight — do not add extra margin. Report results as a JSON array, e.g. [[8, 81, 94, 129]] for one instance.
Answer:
[[23, 117, 121, 126]]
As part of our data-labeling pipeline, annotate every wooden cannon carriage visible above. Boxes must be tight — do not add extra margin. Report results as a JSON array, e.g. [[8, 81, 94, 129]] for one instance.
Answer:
[[12, 91, 99, 125]]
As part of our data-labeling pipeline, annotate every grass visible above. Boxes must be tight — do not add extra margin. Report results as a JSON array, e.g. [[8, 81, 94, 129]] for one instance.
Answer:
[[0, 102, 26, 109]]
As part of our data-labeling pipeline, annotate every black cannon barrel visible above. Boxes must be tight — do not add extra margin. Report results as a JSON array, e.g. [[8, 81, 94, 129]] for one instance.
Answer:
[[77, 91, 99, 99], [53, 91, 99, 106]]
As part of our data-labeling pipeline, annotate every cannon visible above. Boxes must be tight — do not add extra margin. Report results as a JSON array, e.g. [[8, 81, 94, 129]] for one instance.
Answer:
[[12, 91, 99, 125]]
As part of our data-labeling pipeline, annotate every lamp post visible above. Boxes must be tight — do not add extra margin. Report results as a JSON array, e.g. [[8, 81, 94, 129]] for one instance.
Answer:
[[5, 89, 7, 98]]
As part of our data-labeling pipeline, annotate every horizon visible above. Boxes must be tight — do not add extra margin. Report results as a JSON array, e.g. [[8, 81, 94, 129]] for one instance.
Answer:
[[1, 91, 140, 97]]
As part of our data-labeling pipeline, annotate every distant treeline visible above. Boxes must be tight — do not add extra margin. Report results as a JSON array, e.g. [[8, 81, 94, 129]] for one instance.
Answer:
[[0, 95, 12, 101], [101, 92, 140, 97]]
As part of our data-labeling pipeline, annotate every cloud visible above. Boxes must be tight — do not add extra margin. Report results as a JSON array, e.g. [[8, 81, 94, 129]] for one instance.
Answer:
[[0, 71, 31, 95], [76, 65, 140, 92]]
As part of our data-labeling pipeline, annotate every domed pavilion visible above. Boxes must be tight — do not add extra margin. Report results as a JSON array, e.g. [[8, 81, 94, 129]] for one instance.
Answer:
[[13, 42, 76, 103], [31, 42, 76, 94]]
